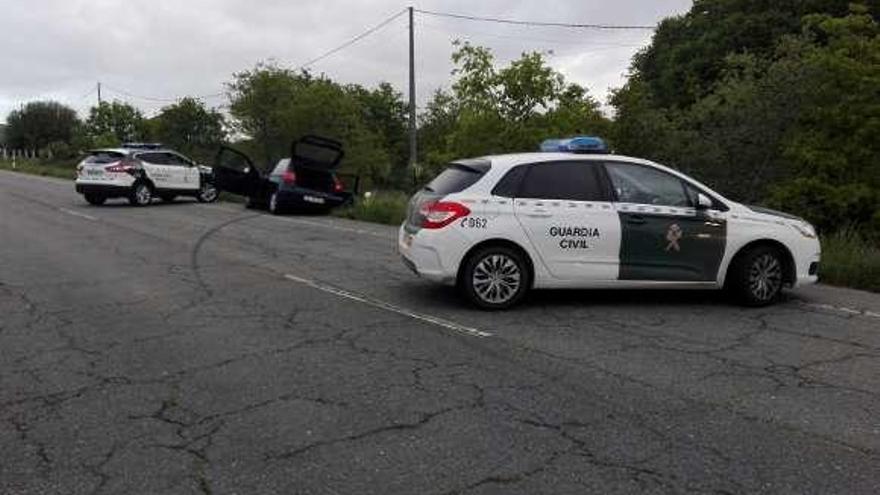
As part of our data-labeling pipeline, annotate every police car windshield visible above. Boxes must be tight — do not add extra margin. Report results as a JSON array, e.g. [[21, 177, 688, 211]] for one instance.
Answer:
[[424, 162, 489, 195]]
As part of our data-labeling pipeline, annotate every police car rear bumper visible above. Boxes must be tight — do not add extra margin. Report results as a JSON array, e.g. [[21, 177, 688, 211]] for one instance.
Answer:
[[398, 225, 456, 284], [75, 182, 133, 197]]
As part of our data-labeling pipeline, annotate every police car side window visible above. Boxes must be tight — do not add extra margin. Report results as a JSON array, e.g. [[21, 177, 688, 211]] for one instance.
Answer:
[[517, 161, 606, 201], [165, 153, 189, 167], [137, 152, 166, 165], [491, 165, 528, 198], [605, 162, 690, 207]]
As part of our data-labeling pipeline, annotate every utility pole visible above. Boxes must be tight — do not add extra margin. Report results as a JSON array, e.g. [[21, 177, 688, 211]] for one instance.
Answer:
[[97, 81, 102, 105], [408, 6, 417, 184]]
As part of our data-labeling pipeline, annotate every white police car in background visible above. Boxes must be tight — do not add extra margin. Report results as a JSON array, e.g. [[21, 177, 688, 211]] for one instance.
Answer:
[[399, 137, 821, 309], [75, 143, 218, 206]]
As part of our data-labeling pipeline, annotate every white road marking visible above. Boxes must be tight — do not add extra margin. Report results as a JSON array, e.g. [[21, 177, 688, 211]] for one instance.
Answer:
[[283, 273, 492, 338], [799, 302, 880, 320], [58, 208, 97, 221]]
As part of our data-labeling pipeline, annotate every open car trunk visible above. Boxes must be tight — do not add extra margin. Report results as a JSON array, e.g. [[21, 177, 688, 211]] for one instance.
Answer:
[[288, 135, 357, 195]]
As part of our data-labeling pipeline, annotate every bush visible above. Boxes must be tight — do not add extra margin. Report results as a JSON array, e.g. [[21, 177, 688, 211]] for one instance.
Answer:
[[820, 227, 880, 292], [334, 191, 409, 226]]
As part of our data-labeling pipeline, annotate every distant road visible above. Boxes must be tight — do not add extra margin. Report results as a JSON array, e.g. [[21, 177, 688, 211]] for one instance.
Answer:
[[1, 170, 878, 494]]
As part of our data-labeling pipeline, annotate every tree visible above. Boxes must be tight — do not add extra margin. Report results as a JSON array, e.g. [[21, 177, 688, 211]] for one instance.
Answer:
[[612, 4, 880, 236], [227, 63, 398, 187], [152, 98, 226, 162], [629, 0, 877, 108], [419, 42, 610, 176], [85, 101, 147, 145], [5, 101, 81, 149]]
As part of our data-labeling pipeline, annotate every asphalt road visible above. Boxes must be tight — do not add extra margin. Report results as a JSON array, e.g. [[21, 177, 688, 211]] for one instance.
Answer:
[[1, 170, 879, 494]]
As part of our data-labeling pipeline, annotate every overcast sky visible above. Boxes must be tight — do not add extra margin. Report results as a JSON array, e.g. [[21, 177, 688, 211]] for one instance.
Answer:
[[0, 0, 691, 122]]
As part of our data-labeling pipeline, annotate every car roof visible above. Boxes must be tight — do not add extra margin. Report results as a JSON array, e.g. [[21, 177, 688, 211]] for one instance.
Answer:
[[480, 152, 654, 168], [470, 152, 732, 204], [89, 147, 177, 154]]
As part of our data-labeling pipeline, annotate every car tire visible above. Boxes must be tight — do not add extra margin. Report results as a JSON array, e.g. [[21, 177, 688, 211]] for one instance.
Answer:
[[268, 191, 283, 215], [728, 245, 785, 306], [129, 182, 152, 207], [197, 181, 218, 203], [84, 193, 106, 206], [159, 194, 176, 203], [460, 245, 530, 310]]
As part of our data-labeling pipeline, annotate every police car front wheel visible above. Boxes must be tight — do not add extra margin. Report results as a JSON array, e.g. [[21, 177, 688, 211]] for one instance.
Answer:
[[197, 182, 218, 203], [460, 246, 530, 310], [729, 246, 785, 306]]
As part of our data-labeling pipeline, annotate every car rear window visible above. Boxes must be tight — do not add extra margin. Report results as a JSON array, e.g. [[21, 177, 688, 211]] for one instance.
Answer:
[[272, 159, 291, 175], [425, 161, 490, 195], [85, 151, 125, 164]]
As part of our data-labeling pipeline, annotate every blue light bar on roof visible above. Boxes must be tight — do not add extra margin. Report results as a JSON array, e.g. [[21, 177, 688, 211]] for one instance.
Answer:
[[539, 136, 609, 154]]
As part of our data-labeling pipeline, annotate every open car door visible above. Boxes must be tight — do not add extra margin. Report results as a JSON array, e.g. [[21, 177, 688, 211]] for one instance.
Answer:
[[213, 146, 260, 196], [290, 135, 345, 171]]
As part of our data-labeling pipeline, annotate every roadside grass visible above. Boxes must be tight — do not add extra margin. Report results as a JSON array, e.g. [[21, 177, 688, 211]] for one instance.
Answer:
[[333, 190, 409, 226], [820, 228, 880, 292], [0, 158, 76, 180]]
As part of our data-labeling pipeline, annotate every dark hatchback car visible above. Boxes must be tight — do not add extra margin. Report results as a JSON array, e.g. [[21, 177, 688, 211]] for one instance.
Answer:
[[213, 136, 357, 214]]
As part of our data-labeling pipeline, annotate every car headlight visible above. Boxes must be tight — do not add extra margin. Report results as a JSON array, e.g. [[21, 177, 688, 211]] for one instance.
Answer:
[[792, 222, 817, 239]]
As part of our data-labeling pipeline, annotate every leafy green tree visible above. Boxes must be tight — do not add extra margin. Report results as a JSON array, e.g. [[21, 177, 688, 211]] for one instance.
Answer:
[[227, 63, 397, 187], [5, 101, 81, 149], [630, 0, 877, 108], [152, 97, 226, 162], [419, 42, 610, 176], [84, 101, 147, 145], [613, 5, 880, 236]]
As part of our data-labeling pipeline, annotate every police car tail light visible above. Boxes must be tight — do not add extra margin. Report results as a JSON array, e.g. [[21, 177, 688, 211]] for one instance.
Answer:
[[420, 201, 471, 229], [333, 175, 345, 193], [282, 170, 296, 185], [104, 159, 137, 174]]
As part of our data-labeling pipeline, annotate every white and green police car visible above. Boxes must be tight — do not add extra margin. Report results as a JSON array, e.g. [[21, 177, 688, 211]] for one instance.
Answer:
[[399, 137, 820, 309]]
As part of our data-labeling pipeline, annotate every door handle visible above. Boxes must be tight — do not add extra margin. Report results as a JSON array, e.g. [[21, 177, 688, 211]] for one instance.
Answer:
[[526, 209, 552, 218], [626, 215, 646, 225]]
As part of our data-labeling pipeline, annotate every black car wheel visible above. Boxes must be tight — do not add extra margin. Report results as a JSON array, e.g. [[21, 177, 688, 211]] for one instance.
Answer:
[[84, 193, 106, 206], [268, 191, 283, 215], [460, 245, 530, 310]]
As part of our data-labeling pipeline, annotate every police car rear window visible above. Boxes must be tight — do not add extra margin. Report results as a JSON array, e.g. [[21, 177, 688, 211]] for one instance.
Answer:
[[424, 161, 489, 195], [85, 151, 125, 164]]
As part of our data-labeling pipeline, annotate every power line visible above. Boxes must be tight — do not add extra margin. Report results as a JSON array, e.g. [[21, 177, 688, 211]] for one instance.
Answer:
[[293, 9, 408, 70], [417, 19, 644, 48], [100, 84, 224, 103], [415, 9, 655, 31]]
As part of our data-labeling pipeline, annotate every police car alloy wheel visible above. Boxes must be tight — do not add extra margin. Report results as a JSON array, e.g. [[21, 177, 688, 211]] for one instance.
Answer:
[[198, 182, 218, 203], [728, 246, 785, 306], [129, 182, 152, 206], [461, 246, 530, 309]]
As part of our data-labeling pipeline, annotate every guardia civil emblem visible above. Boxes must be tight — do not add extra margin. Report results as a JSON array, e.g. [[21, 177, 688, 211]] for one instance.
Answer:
[[665, 223, 682, 252]]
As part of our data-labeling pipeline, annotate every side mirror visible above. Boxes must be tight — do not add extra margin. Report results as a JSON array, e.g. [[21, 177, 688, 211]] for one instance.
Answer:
[[696, 193, 713, 210]]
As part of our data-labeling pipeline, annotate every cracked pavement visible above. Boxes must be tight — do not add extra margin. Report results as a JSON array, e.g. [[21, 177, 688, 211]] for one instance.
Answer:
[[1, 170, 879, 494]]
